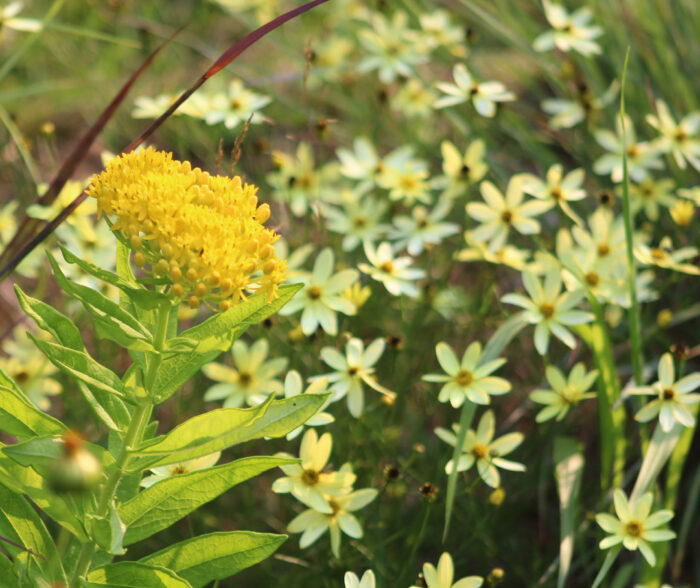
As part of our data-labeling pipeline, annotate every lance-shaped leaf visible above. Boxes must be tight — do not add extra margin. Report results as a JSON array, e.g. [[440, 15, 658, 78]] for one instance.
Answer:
[[0, 377, 66, 440], [28, 335, 126, 400], [60, 244, 169, 312], [2, 434, 113, 479], [0, 452, 87, 541], [47, 252, 154, 351], [88, 503, 126, 556], [140, 531, 285, 587], [15, 287, 132, 431], [120, 455, 296, 545], [152, 284, 302, 402], [554, 436, 584, 588], [0, 482, 66, 583], [15, 284, 85, 351], [86, 561, 192, 588], [132, 395, 326, 470]]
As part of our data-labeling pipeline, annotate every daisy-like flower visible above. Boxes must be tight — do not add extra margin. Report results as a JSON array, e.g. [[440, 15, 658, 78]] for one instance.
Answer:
[[202, 339, 287, 407], [268, 142, 339, 216], [0, 325, 62, 411], [626, 353, 700, 432], [423, 342, 510, 408], [272, 429, 355, 513], [466, 178, 553, 252], [132, 91, 210, 120], [596, 489, 675, 566], [378, 157, 433, 205], [530, 363, 597, 422], [336, 137, 383, 189], [391, 78, 437, 119], [434, 64, 515, 118], [593, 114, 664, 183], [501, 266, 593, 355], [318, 337, 395, 417], [646, 99, 700, 171], [278, 248, 358, 336], [410, 553, 483, 588], [324, 188, 390, 252], [533, 1, 603, 56], [282, 371, 333, 440], [627, 177, 676, 221], [541, 81, 618, 129], [357, 11, 428, 84], [456, 239, 530, 271], [669, 199, 694, 227], [520, 164, 587, 225], [435, 410, 525, 488], [634, 237, 699, 276], [345, 570, 376, 588], [435, 140, 488, 199], [418, 10, 468, 58], [287, 484, 378, 558], [140, 452, 221, 488], [204, 79, 272, 129], [359, 242, 425, 298], [389, 201, 460, 256]]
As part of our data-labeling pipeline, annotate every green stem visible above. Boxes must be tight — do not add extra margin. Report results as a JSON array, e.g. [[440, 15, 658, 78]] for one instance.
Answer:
[[619, 48, 644, 388], [577, 299, 625, 490], [443, 400, 476, 541], [69, 301, 171, 586]]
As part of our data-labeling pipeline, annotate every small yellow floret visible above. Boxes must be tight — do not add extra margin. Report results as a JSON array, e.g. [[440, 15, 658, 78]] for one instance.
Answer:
[[87, 147, 286, 308]]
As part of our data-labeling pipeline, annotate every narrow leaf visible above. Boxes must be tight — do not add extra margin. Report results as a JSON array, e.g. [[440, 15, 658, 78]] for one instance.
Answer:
[[140, 531, 286, 587], [0, 383, 66, 439], [0, 482, 66, 582], [86, 562, 192, 588], [554, 437, 584, 588], [132, 395, 326, 469], [120, 456, 296, 545]]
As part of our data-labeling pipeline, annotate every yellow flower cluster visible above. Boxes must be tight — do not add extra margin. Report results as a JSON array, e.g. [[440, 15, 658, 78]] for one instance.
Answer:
[[87, 147, 286, 310]]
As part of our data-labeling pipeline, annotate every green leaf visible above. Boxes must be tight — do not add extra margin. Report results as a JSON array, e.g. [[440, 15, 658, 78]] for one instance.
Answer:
[[86, 562, 192, 588], [120, 455, 296, 545], [15, 284, 85, 350], [88, 503, 126, 555], [0, 554, 19, 588], [140, 531, 286, 587], [48, 252, 154, 350], [0, 452, 88, 541], [554, 437, 584, 588], [0, 482, 66, 583], [132, 395, 327, 469], [151, 284, 302, 402], [0, 381, 66, 440], [2, 434, 113, 478], [29, 335, 125, 399]]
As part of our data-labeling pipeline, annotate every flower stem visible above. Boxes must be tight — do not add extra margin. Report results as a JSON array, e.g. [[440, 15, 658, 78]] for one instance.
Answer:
[[69, 300, 171, 586], [442, 400, 476, 542]]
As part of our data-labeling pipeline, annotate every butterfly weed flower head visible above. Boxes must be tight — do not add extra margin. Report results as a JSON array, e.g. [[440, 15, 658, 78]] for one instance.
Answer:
[[87, 147, 286, 310]]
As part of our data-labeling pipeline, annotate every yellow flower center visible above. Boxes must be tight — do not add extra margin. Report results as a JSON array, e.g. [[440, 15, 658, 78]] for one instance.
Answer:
[[662, 387, 675, 400], [625, 521, 642, 537], [585, 272, 600, 286], [171, 466, 188, 475], [501, 211, 513, 224], [380, 261, 395, 274], [308, 285, 322, 299], [550, 186, 563, 200], [239, 372, 252, 387], [456, 370, 473, 387], [472, 443, 488, 459], [539, 302, 555, 318], [597, 243, 610, 256], [301, 469, 320, 486]]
